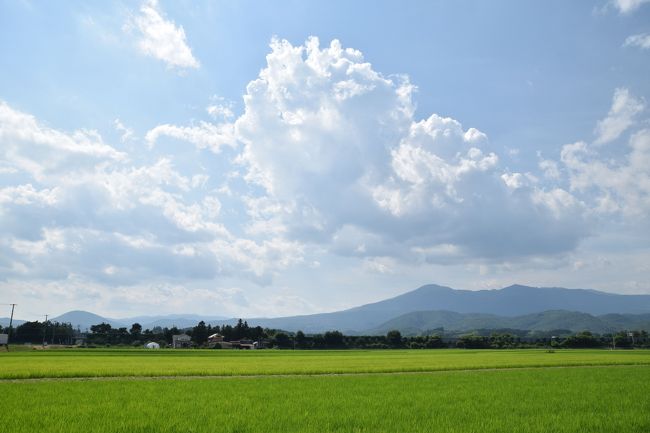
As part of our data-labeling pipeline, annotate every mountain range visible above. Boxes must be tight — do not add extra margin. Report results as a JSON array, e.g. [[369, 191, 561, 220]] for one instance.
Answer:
[[0, 311, 228, 332], [3, 284, 650, 334], [215, 284, 650, 333]]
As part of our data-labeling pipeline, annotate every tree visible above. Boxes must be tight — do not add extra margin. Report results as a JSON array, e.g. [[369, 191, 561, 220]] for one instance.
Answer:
[[562, 331, 601, 348], [295, 330, 309, 349], [425, 335, 445, 349], [90, 322, 113, 335], [192, 321, 209, 346], [323, 331, 345, 348], [386, 330, 403, 348], [456, 334, 490, 349], [130, 323, 142, 337], [273, 332, 291, 348], [14, 321, 45, 344]]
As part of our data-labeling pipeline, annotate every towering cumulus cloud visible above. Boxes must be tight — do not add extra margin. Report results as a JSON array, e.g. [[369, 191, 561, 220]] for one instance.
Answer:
[[232, 37, 585, 261]]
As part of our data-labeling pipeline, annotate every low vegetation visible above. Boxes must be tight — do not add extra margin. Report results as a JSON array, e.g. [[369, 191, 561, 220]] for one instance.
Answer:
[[1, 348, 649, 379], [2, 366, 649, 432]]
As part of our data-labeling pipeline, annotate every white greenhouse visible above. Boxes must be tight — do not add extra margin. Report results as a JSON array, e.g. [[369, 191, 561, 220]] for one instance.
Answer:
[[144, 342, 160, 349]]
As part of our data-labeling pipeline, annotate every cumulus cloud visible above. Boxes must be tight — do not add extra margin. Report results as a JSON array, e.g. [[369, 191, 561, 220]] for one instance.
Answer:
[[0, 101, 126, 180], [230, 37, 585, 261], [562, 130, 650, 217], [593, 88, 644, 145], [624, 33, 650, 49], [0, 98, 303, 290], [126, 0, 200, 70]]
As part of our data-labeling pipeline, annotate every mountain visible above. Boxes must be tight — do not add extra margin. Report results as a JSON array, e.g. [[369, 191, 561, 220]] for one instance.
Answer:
[[226, 284, 650, 333], [48, 311, 229, 331], [0, 318, 25, 328], [123, 314, 229, 330], [14, 284, 650, 334], [368, 310, 650, 335], [52, 311, 125, 331]]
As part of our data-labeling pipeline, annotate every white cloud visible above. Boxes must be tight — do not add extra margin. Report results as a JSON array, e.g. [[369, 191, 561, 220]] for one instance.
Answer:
[[0, 100, 126, 180], [624, 33, 650, 49], [145, 121, 237, 153], [593, 88, 644, 145], [206, 97, 235, 120], [611, 0, 650, 13], [539, 158, 561, 180], [233, 37, 586, 261], [114, 118, 135, 142], [127, 0, 199, 70], [562, 129, 650, 217]]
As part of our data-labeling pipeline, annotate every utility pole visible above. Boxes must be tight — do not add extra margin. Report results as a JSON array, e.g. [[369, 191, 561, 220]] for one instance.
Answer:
[[7, 303, 16, 340], [42, 314, 48, 348], [4, 304, 16, 351]]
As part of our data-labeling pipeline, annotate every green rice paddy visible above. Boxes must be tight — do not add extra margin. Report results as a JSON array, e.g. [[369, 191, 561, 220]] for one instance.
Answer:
[[2, 349, 649, 432], [1, 348, 649, 379]]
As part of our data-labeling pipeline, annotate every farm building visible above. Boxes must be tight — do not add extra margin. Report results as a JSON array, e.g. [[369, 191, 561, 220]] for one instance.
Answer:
[[227, 340, 257, 349], [208, 333, 223, 343], [145, 342, 160, 349], [172, 334, 192, 349]]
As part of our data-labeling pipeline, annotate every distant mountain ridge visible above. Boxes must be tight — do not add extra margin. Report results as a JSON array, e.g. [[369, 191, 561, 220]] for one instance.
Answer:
[[6, 284, 650, 334], [0, 318, 25, 328], [48, 311, 228, 331], [369, 309, 650, 335], [217, 284, 650, 333]]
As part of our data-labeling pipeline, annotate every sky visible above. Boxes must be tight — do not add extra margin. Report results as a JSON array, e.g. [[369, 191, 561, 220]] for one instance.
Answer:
[[1, 0, 649, 320]]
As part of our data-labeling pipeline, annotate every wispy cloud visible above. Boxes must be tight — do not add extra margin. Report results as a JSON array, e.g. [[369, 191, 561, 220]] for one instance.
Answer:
[[126, 0, 199, 70], [593, 88, 644, 145], [611, 0, 650, 14], [624, 33, 650, 49]]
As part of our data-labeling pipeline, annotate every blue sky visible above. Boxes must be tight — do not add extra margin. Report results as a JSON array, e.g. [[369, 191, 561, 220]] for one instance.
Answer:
[[1, 0, 649, 320]]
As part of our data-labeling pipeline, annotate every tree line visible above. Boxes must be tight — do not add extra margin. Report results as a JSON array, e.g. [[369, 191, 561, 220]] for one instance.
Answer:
[[2, 320, 649, 349]]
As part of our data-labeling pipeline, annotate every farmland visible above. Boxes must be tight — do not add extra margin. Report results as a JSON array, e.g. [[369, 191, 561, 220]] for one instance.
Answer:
[[1, 348, 650, 379], [2, 349, 649, 432]]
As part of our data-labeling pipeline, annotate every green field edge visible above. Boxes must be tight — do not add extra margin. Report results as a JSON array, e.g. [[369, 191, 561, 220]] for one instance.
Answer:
[[3, 360, 649, 382]]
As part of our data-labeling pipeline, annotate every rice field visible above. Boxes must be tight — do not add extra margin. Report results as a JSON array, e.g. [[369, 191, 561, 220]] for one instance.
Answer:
[[1, 348, 650, 379], [2, 349, 649, 432]]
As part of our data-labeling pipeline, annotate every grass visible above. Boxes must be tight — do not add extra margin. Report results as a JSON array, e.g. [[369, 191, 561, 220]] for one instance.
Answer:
[[0, 348, 649, 379], [2, 366, 649, 432]]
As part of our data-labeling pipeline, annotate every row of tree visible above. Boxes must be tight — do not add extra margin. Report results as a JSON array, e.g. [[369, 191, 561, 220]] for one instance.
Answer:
[[0, 321, 75, 345], [3, 320, 649, 349]]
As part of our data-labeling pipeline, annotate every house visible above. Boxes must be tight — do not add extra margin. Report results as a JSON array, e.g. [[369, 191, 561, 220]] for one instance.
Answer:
[[172, 334, 192, 349], [208, 333, 223, 344], [229, 339, 258, 350]]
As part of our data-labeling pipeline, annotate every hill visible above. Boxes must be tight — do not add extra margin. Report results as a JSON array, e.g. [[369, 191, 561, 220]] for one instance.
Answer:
[[369, 310, 650, 335], [52, 311, 125, 331]]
